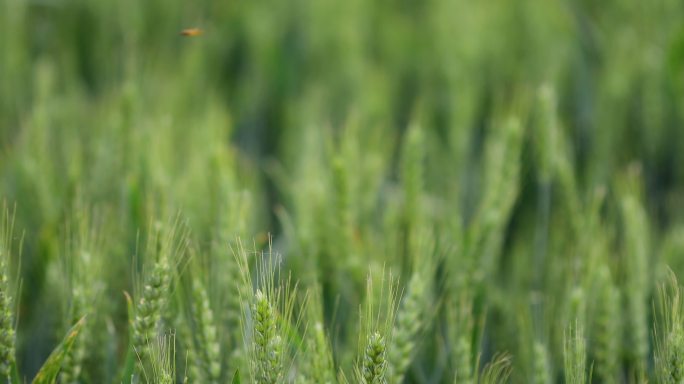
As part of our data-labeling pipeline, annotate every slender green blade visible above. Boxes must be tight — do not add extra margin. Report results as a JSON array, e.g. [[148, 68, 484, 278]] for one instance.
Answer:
[[118, 291, 136, 382], [31, 316, 86, 384]]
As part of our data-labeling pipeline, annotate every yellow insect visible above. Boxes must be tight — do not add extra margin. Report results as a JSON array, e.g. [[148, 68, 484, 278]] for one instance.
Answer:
[[180, 28, 203, 37]]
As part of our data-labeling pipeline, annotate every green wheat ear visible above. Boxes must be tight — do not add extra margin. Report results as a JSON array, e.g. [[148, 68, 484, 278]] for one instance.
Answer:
[[356, 270, 399, 384], [620, 191, 649, 377], [179, 315, 204, 383], [132, 220, 188, 378], [178, 260, 223, 384], [362, 332, 388, 384], [59, 205, 107, 384], [191, 279, 221, 383], [144, 332, 177, 384], [655, 268, 684, 384], [235, 240, 299, 384], [452, 336, 473, 384], [59, 287, 88, 384], [592, 265, 620, 384], [449, 294, 475, 384], [0, 205, 17, 382], [252, 289, 282, 384], [218, 237, 250, 373], [563, 321, 588, 384], [476, 353, 512, 384], [532, 341, 551, 384], [297, 285, 335, 384], [132, 254, 172, 375], [388, 269, 432, 383]]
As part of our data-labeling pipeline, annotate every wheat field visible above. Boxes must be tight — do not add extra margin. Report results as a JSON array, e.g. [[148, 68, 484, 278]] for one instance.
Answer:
[[1, 0, 684, 383]]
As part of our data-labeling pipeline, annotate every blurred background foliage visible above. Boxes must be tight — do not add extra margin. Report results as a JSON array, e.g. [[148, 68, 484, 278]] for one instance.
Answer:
[[1, 0, 684, 382]]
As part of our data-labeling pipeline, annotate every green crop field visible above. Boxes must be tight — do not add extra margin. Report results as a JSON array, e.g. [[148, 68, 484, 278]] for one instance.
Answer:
[[1, 0, 684, 383]]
